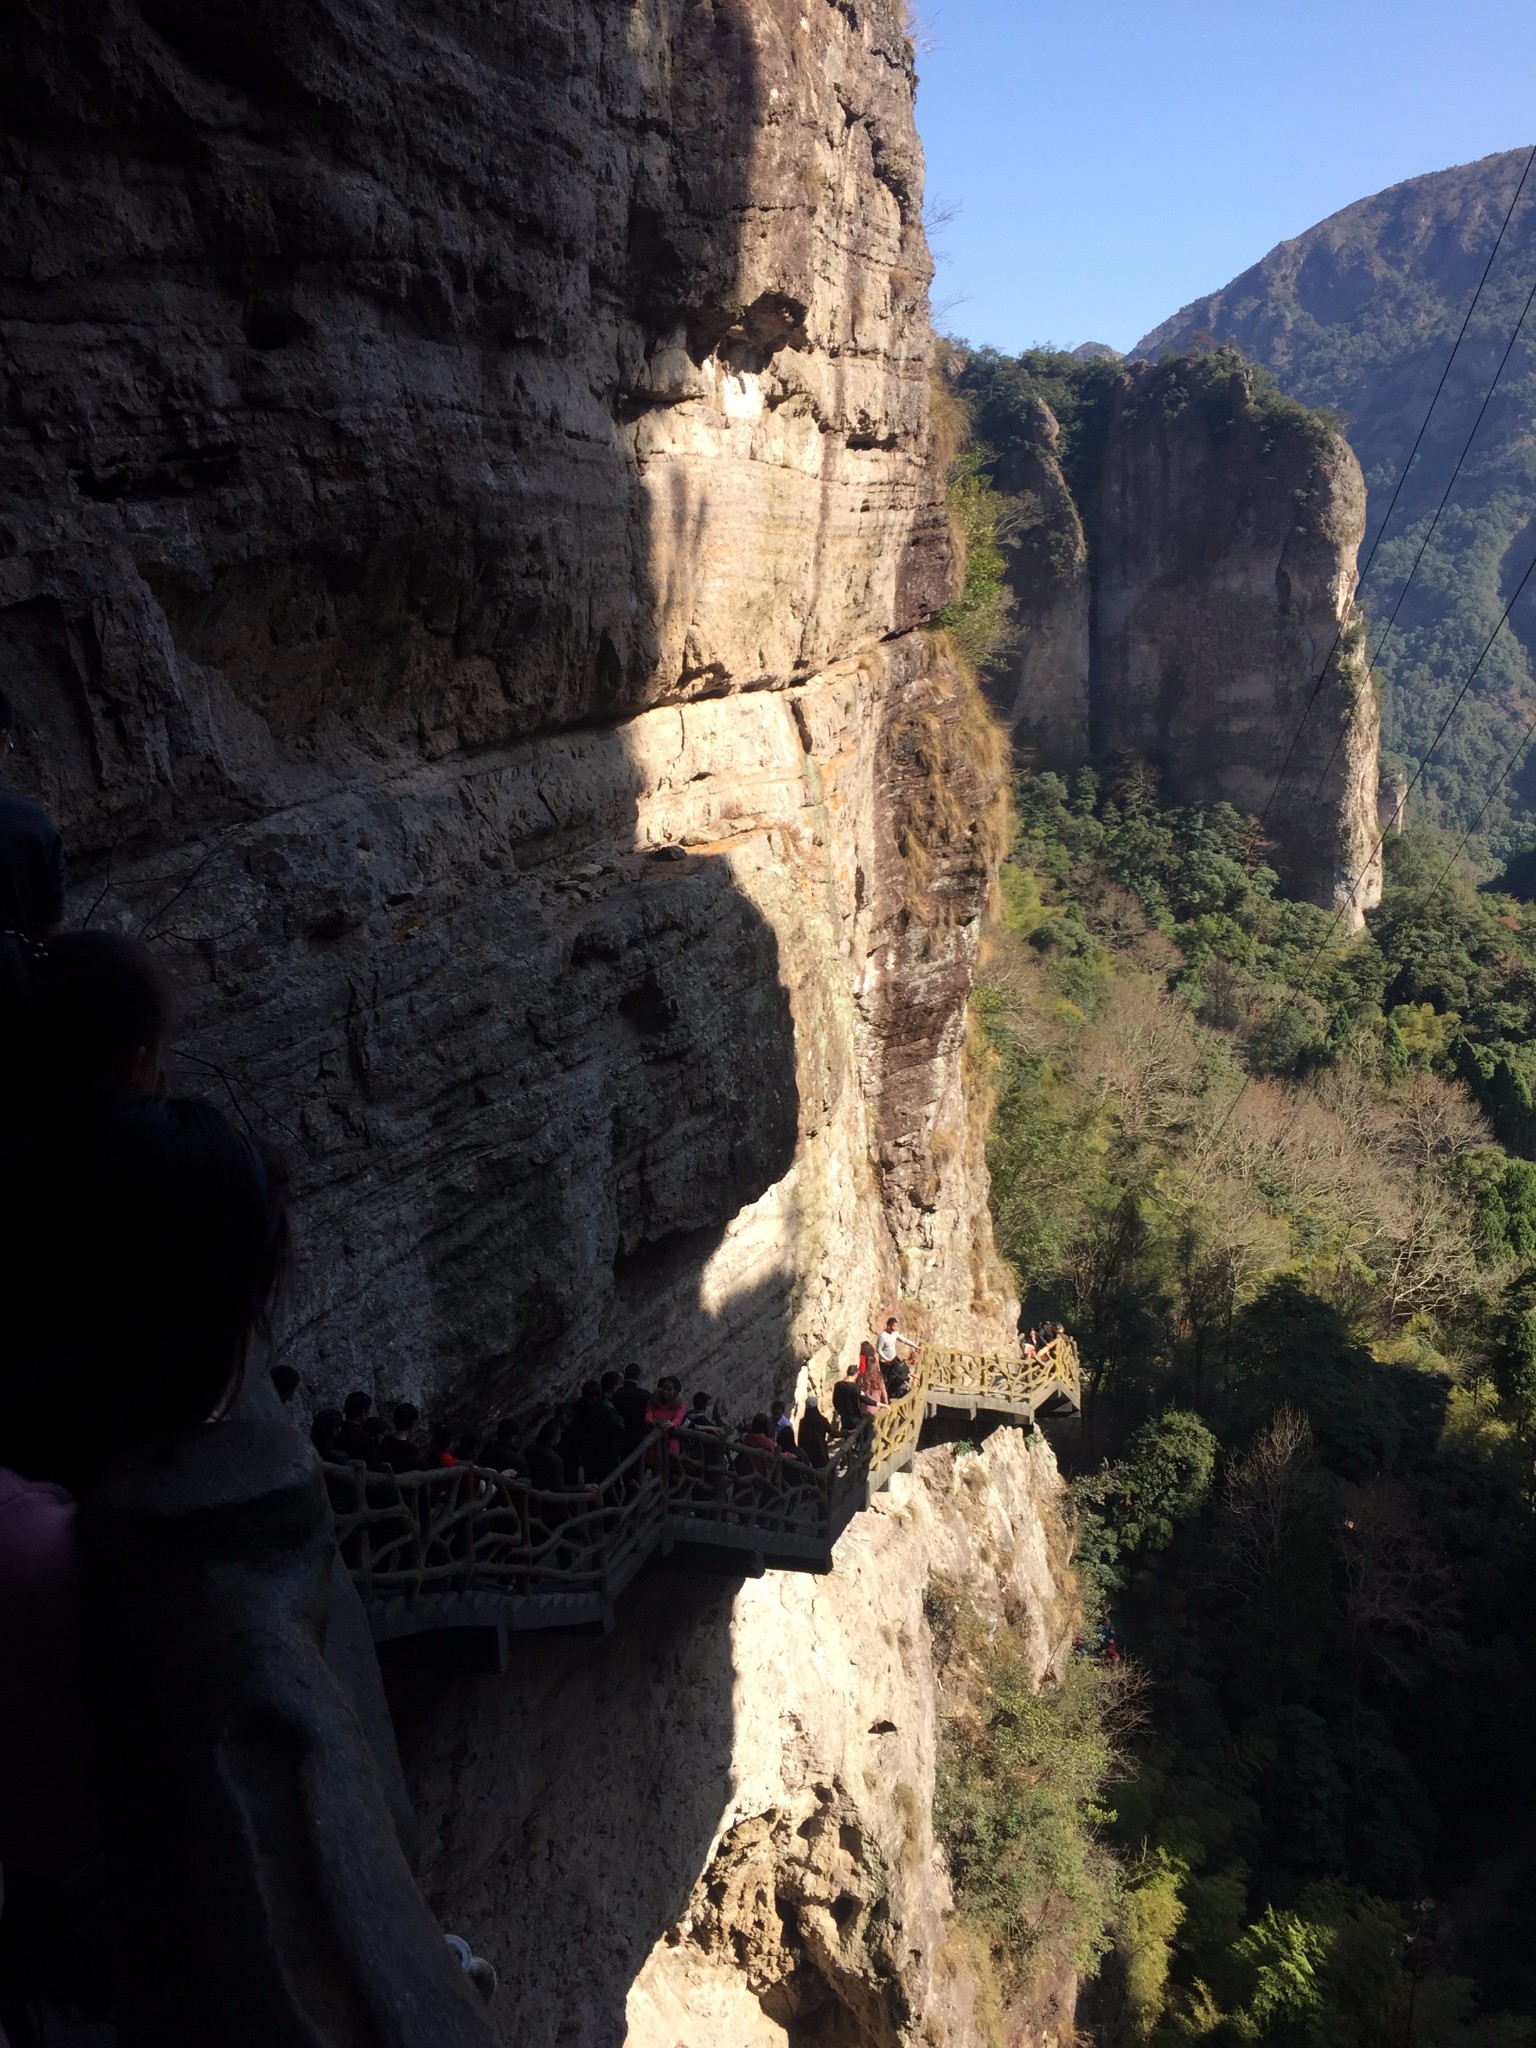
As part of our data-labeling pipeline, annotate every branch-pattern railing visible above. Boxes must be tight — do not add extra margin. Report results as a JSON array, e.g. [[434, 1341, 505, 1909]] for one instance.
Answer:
[[924, 1334, 1079, 1416], [328, 1336, 1080, 1627]]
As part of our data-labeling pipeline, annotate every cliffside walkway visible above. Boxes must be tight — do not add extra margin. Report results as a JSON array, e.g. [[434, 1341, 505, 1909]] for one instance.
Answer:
[[327, 1339, 1080, 1663]]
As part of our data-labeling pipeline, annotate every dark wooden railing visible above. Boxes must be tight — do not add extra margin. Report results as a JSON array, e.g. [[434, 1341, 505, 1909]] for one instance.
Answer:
[[328, 1337, 1079, 1656]]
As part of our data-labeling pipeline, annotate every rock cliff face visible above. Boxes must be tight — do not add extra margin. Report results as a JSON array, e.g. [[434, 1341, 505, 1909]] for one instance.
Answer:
[[1, 0, 1015, 1409], [979, 353, 1381, 923], [399, 1428, 1074, 2048], [1, 5, 1061, 2041]]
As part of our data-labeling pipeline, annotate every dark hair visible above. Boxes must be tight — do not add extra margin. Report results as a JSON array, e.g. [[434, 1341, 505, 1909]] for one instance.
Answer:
[[776, 1425, 796, 1453], [750, 1412, 771, 1434], [311, 1408, 342, 1453], [580, 1378, 601, 1400], [1, 931, 174, 1130], [362, 1415, 386, 1439], [428, 1422, 454, 1455], [691, 1391, 710, 1410], [536, 1418, 562, 1446], [342, 1390, 372, 1422], [623, 1363, 641, 1381], [1, 1093, 288, 1489], [599, 1373, 621, 1394], [657, 1376, 681, 1397], [391, 1401, 419, 1433], [269, 1364, 301, 1402]]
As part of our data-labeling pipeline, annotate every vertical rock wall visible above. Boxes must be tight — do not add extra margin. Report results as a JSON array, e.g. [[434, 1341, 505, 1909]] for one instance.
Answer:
[[399, 1429, 1075, 2048], [0, 0, 1017, 1413], [0, 7, 1059, 2042], [984, 354, 1380, 924]]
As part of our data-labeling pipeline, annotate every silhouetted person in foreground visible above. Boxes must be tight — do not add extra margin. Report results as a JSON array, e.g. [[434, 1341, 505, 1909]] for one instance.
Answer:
[[0, 930, 171, 1147], [0, 689, 63, 943], [0, 1094, 496, 2047]]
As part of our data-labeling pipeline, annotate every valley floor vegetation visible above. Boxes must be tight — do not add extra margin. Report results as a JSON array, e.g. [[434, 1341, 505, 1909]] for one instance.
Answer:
[[963, 767, 1536, 2045]]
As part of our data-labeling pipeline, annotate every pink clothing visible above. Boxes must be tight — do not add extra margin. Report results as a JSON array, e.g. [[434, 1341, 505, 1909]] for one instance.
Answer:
[[644, 1398, 687, 1460], [0, 1467, 100, 1872]]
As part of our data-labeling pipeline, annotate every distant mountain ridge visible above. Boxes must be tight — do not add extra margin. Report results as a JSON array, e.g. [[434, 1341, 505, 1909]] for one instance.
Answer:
[[1134, 146, 1536, 845]]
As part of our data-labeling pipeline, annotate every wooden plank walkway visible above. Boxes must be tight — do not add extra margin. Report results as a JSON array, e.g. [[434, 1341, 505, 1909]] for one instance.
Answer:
[[327, 1338, 1079, 1663]]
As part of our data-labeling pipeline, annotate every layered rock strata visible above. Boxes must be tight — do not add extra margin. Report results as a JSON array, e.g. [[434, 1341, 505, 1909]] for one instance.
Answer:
[[399, 1427, 1075, 2048], [0, 4, 1051, 2042], [0, 0, 1015, 1410], [983, 353, 1381, 923]]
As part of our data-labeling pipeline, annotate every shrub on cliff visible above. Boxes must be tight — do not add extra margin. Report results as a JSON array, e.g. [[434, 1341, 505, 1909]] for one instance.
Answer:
[[932, 445, 1014, 670], [931, 1578, 1126, 2004]]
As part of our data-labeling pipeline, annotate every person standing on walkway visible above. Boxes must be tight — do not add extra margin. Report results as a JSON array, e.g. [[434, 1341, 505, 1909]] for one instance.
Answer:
[[0, 690, 64, 942], [832, 1364, 865, 1435], [797, 1398, 831, 1467], [876, 1318, 915, 1376]]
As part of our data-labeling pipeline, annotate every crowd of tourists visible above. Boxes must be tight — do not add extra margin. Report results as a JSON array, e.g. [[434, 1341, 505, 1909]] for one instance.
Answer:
[[297, 1314, 929, 1491]]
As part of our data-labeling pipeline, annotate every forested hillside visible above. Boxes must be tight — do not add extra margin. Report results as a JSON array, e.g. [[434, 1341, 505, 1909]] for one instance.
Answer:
[[975, 769, 1536, 2043], [1134, 147, 1536, 851]]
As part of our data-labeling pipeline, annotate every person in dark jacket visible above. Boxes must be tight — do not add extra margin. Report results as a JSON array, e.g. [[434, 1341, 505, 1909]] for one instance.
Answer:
[[797, 1398, 831, 1468], [310, 1409, 346, 1464], [831, 1364, 865, 1434], [336, 1391, 375, 1463], [564, 1380, 627, 1483], [379, 1403, 421, 1473], [612, 1365, 651, 1451], [526, 1419, 567, 1491]]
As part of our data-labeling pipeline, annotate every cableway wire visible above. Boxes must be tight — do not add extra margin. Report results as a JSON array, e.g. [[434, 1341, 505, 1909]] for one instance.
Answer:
[[1256, 142, 1536, 829], [1399, 675, 1536, 932], [1204, 540, 1536, 1152], [1295, 251, 1536, 815]]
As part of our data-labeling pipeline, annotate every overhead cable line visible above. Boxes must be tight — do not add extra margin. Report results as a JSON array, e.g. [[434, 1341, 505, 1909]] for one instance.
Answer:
[[1256, 142, 1536, 829], [1206, 540, 1536, 1149], [1398, 673, 1536, 934], [1296, 251, 1536, 814]]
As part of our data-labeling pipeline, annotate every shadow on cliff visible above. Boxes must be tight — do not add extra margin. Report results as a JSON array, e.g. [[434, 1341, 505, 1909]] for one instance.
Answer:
[[390, 10, 819, 2046], [4, 0, 858, 2036]]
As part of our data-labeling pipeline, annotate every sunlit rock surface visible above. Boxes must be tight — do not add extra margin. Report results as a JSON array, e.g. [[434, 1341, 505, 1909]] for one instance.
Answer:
[[0, 1, 1050, 2040], [983, 355, 1379, 925], [0, 0, 1014, 1406], [399, 1429, 1073, 2048]]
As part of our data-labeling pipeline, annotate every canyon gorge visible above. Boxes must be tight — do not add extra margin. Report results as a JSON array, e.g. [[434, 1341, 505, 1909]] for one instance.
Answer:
[[0, 1, 1386, 2043]]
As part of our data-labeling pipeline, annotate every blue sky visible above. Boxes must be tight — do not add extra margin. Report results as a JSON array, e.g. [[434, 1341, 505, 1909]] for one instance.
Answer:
[[913, 0, 1536, 354]]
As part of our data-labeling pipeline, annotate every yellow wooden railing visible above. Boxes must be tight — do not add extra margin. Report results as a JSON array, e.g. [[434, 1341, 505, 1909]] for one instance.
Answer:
[[328, 1335, 1080, 1639]]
